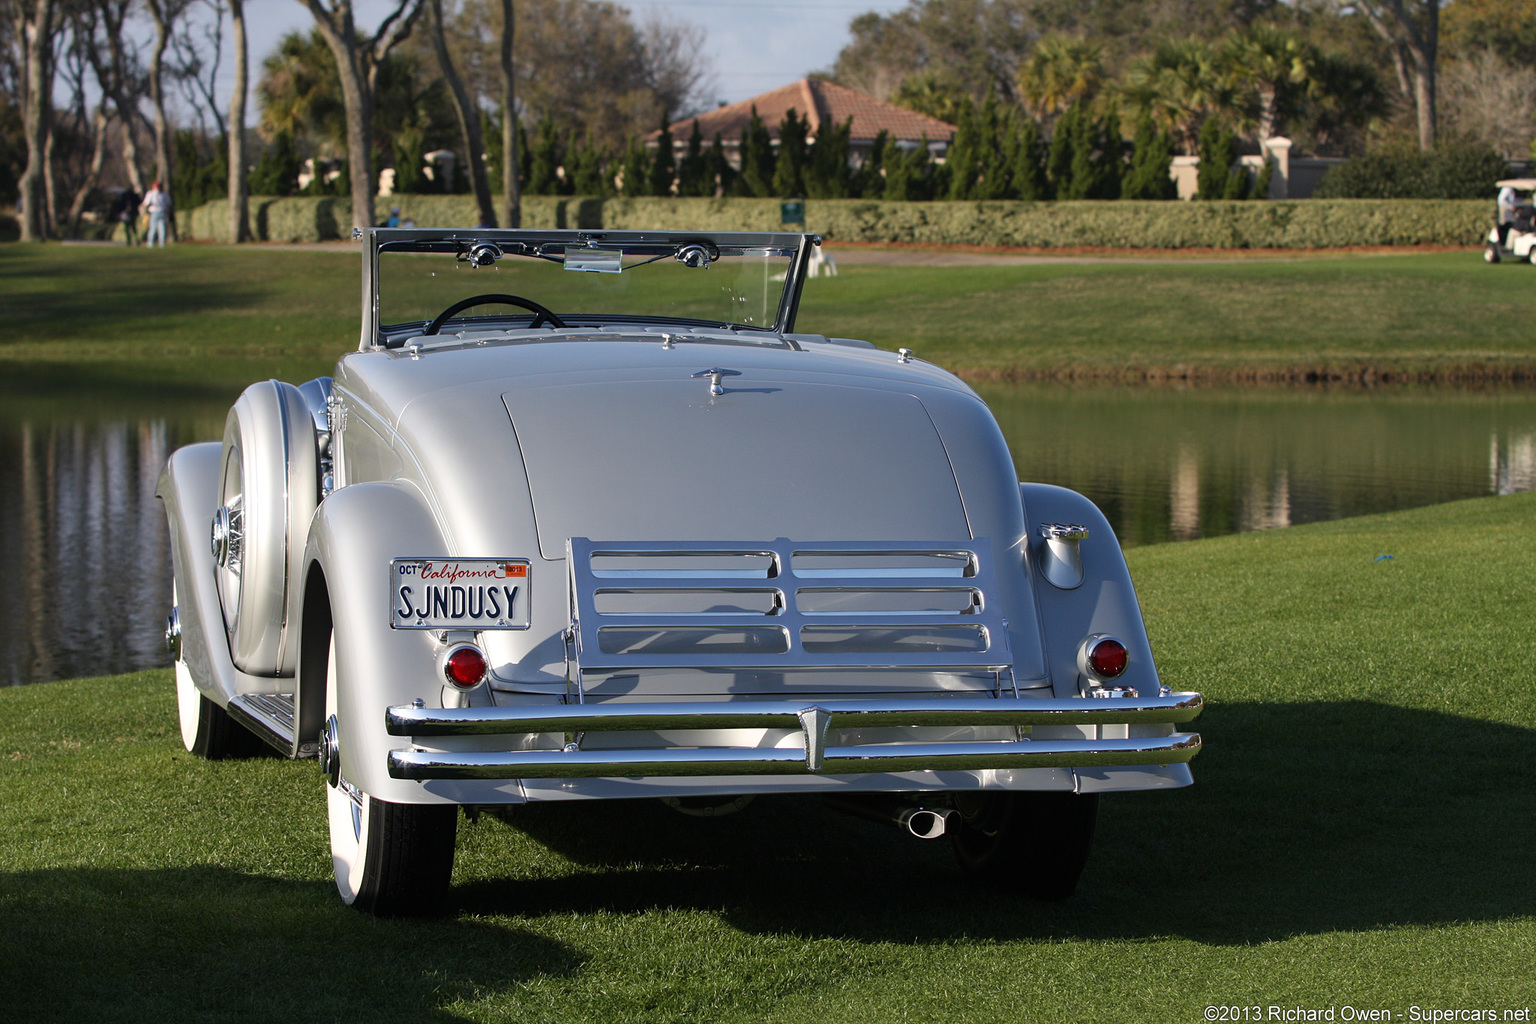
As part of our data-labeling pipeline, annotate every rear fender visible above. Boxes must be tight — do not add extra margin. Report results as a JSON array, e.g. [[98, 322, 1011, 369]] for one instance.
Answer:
[[1018, 483, 1162, 700], [157, 442, 280, 709], [300, 480, 459, 803]]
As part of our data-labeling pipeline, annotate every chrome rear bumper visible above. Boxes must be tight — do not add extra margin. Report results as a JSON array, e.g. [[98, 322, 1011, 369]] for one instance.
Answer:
[[385, 693, 1203, 781]]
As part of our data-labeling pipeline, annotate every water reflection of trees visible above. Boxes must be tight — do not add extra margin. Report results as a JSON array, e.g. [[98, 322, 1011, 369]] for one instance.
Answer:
[[6, 390, 1536, 685], [983, 386, 1536, 548], [0, 420, 176, 686], [1490, 431, 1536, 495]]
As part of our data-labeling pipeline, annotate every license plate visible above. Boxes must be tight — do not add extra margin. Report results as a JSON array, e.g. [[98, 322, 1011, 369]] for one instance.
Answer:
[[390, 558, 531, 630]]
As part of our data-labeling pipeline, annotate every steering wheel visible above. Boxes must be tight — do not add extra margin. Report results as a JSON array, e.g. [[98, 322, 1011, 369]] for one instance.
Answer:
[[423, 293, 568, 334]]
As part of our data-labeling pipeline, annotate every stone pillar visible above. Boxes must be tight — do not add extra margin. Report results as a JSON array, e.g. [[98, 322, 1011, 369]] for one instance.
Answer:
[[1263, 136, 1292, 199], [1170, 156, 1200, 201]]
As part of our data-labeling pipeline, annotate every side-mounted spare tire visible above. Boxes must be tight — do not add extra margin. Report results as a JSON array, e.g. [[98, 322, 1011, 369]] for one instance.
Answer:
[[212, 380, 321, 677]]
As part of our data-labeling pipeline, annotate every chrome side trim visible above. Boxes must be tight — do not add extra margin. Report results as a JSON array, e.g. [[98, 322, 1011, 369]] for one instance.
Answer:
[[388, 734, 1202, 781], [387, 693, 1204, 736]]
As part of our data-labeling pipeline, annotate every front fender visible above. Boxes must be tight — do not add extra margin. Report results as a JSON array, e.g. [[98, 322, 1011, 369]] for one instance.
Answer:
[[301, 480, 459, 803], [1018, 483, 1162, 700]]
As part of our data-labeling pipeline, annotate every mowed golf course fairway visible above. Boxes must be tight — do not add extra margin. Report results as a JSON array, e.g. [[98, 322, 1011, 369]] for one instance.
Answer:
[[1, 243, 1533, 1021], [6, 243, 1536, 387], [1, 493, 1533, 1022]]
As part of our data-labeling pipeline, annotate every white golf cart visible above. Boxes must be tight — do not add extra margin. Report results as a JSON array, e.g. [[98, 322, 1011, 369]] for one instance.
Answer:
[[1485, 178, 1536, 263]]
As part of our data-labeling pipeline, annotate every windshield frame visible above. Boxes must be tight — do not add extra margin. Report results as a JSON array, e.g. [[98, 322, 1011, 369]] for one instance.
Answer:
[[358, 228, 820, 351]]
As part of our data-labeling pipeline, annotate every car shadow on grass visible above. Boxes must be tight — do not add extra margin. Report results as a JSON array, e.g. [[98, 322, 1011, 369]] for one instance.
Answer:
[[0, 863, 582, 1023], [452, 699, 1536, 945]]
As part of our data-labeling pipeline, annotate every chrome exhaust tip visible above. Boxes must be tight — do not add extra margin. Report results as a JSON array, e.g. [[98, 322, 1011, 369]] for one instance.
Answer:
[[824, 796, 958, 840], [897, 807, 958, 840]]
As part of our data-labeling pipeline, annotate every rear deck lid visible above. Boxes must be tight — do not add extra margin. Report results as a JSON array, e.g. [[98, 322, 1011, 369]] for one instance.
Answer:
[[505, 378, 970, 562]]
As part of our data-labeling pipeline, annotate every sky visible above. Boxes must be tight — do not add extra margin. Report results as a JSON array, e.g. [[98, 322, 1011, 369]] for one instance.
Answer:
[[222, 0, 912, 123]]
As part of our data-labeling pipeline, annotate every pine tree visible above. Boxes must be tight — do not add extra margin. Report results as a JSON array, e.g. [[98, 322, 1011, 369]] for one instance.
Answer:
[[676, 120, 709, 197], [1004, 116, 1047, 201], [568, 135, 609, 196], [973, 92, 1009, 201], [1046, 102, 1080, 198], [250, 131, 301, 196], [1095, 105, 1125, 199], [806, 117, 852, 198], [945, 100, 980, 200], [1196, 119, 1248, 200], [481, 110, 503, 195], [737, 108, 775, 197], [1121, 113, 1176, 200], [648, 122, 675, 196], [619, 137, 650, 196], [884, 136, 933, 201], [773, 108, 808, 197], [706, 133, 735, 197], [857, 130, 889, 199], [527, 117, 562, 195]]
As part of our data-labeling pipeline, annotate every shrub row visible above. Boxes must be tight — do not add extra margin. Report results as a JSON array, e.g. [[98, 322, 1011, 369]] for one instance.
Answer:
[[180, 195, 1493, 249]]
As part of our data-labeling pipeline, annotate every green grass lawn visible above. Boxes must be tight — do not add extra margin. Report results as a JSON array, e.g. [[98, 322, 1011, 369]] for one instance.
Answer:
[[5, 244, 1536, 390], [3, 492, 1533, 1023]]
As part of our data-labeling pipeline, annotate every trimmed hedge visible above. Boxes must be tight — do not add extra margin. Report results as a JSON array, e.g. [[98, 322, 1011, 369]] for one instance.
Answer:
[[180, 194, 1493, 249]]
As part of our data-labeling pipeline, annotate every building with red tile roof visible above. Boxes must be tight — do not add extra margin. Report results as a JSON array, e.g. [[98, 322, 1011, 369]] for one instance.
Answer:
[[653, 78, 956, 167]]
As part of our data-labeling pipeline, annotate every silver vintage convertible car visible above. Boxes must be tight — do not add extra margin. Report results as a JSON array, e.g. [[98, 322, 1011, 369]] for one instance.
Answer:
[[159, 228, 1203, 914]]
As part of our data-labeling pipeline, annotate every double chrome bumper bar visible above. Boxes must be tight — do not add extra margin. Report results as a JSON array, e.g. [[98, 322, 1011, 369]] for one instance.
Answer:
[[385, 693, 1204, 781]]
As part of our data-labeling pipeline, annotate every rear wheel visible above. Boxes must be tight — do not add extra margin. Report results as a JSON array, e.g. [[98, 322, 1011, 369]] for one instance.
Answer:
[[322, 633, 456, 915], [1485, 245, 1501, 264], [950, 791, 1099, 901]]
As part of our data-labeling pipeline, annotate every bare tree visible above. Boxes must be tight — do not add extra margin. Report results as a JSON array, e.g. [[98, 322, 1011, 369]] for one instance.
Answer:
[[229, 0, 249, 241], [299, 0, 425, 233], [170, 0, 227, 141], [59, 6, 114, 237], [1440, 48, 1536, 158], [499, 0, 517, 227], [428, 0, 493, 226], [15, 0, 53, 241], [638, 11, 715, 124], [86, 0, 150, 194], [145, 0, 190, 237], [1345, 0, 1440, 150]]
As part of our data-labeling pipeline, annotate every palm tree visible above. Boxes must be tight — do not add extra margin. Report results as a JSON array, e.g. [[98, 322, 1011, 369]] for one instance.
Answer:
[[1121, 39, 1229, 155], [1016, 35, 1105, 123], [1224, 25, 1315, 143]]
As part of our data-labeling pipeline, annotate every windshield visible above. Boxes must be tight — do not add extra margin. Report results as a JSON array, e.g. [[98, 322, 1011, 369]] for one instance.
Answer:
[[373, 232, 805, 342]]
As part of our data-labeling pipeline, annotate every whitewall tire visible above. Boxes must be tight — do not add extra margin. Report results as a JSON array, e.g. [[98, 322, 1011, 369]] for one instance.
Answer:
[[323, 634, 456, 914]]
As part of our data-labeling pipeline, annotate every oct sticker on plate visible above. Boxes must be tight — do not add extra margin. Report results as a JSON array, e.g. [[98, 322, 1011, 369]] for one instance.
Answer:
[[391, 559, 530, 630]]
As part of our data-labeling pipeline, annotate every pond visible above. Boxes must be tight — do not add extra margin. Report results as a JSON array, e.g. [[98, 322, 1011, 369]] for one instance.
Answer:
[[3, 382, 1534, 686]]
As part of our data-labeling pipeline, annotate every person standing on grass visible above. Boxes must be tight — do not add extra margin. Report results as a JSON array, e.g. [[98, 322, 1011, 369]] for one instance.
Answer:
[[115, 188, 140, 246], [141, 181, 171, 247]]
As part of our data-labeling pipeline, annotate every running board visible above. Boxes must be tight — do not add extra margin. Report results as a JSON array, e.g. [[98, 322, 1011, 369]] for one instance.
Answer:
[[227, 693, 314, 758]]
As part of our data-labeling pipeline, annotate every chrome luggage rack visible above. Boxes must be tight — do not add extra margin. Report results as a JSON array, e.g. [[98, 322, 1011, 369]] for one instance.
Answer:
[[562, 537, 1020, 700], [386, 539, 1205, 783]]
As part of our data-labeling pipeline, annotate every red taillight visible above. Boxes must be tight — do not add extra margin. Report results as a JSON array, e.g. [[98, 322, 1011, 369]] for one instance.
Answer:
[[1084, 636, 1128, 679], [444, 645, 487, 688]]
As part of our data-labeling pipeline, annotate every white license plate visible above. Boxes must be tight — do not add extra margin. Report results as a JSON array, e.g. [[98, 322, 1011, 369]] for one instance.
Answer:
[[390, 559, 530, 630]]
